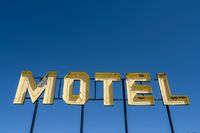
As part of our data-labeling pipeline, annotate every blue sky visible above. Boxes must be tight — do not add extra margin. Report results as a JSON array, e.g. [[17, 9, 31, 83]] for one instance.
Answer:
[[0, 0, 200, 133]]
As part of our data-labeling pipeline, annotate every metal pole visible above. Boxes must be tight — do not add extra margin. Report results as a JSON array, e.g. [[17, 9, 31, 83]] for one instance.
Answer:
[[30, 100, 39, 133], [166, 105, 175, 133], [80, 105, 85, 133], [155, 76, 175, 133], [58, 79, 62, 98], [94, 81, 97, 99], [122, 79, 128, 133], [154, 76, 175, 133], [30, 78, 43, 133]]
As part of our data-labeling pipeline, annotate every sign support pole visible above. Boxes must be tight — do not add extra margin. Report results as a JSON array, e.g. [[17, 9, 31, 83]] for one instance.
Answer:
[[166, 105, 175, 133], [80, 105, 85, 133], [30, 100, 39, 133], [122, 79, 128, 133]]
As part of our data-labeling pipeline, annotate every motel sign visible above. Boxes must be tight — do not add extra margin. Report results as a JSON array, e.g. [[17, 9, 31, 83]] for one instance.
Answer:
[[13, 71, 190, 106]]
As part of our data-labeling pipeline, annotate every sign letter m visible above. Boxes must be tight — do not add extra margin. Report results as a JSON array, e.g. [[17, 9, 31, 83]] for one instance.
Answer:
[[13, 71, 57, 104]]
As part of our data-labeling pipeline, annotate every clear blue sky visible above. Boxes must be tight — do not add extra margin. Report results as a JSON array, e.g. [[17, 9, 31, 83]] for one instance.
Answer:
[[0, 0, 200, 133]]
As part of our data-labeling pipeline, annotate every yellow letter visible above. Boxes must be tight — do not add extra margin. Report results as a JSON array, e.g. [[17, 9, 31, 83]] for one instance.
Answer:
[[13, 71, 57, 104], [95, 73, 120, 106], [63, 72, 89, 105], [157, 73, 190, 105], [126, 73, 154, 105]]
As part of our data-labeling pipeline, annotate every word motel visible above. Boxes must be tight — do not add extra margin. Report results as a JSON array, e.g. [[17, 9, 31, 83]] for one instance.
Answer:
[[13, 71, 190, 106]]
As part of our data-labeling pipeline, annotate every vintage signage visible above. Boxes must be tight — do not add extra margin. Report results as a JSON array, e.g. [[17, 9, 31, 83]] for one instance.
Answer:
[[13, 71, 190, 106]]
